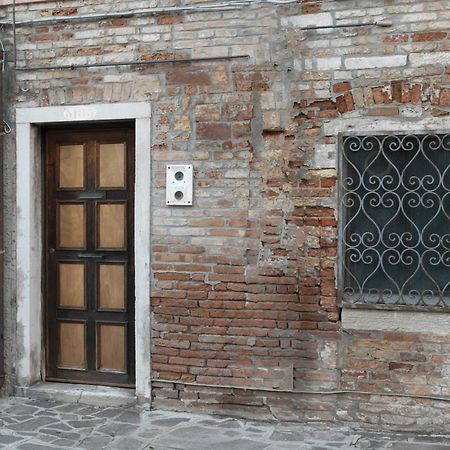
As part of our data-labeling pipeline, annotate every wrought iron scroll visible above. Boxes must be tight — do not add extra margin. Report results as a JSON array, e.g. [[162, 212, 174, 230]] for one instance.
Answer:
[[340, 134, 450, 308]]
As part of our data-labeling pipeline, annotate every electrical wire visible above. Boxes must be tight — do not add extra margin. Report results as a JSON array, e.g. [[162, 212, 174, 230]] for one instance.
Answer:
[[0, 121, 11, 135], [0, 38, 4, 72]]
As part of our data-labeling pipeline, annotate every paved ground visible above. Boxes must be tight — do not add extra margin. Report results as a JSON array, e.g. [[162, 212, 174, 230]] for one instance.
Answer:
[[0, 397, 449, 449]]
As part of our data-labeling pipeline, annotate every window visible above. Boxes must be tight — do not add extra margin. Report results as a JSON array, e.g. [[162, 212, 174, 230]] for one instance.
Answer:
[[339, 133, 450, 308]]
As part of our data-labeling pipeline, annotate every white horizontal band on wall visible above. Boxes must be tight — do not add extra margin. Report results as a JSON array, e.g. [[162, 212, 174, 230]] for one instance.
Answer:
[[342, 309, 450, 334]]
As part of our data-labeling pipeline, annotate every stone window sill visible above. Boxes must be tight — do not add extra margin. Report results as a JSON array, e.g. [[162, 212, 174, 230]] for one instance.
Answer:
[[342, 308, 450, 334]]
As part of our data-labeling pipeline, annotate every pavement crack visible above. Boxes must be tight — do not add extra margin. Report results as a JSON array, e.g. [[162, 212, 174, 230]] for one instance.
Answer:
[[76, 389, 84, 404], [350, 434, 362, 446]]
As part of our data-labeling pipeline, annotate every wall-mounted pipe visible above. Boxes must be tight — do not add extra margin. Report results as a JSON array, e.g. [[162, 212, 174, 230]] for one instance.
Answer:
[[300, 19, 392, 31], [15, 54, 249, 71], [0, 0, 296, 27]]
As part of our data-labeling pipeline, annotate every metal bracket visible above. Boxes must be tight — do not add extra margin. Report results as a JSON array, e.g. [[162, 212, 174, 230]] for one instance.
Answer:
[[77, 253, 104, 259], [78, 192, 106, 200]]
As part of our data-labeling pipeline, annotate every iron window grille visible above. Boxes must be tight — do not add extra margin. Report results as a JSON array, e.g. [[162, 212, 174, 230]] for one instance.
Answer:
[[339, 133, 450, 310]]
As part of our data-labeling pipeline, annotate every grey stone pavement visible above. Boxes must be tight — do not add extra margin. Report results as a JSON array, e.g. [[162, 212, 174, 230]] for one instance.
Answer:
[[0, 397, 449, 450]]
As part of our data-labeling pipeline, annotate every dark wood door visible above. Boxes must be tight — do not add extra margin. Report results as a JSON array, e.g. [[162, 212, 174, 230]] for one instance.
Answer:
[[45, 126, 135, 387]]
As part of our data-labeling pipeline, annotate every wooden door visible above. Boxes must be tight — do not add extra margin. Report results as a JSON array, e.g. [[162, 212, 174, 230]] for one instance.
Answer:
[[45, 126, 135, 387]]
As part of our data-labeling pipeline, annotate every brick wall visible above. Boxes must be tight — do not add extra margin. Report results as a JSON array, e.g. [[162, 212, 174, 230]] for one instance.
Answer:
[[3, 0, 450, 432]]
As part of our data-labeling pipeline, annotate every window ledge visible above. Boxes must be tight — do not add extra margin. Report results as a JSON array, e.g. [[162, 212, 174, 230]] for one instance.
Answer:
[[342, 308, 450, 334], [341, 301, 450, 313]]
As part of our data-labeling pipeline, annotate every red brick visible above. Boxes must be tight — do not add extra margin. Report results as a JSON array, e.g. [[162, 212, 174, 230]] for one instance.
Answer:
[[412, 32, 447, 42], [30, 34, 58, 42], [372, 87, 391, 104], [157, 14, 182, 25], [368, 107, 399, 116], [232, 123, 251, 138], [439, 88, 450, 107], [333, 82, 351, 93], [384, 34, 408, 43], [141, 52, 183, 62], [197, 123, 230, 140], [391, 81, 410, 103], [410, 84, 422, 103], [52, 7, 78, 16], [304, 127, 321, 137], [233, 72, 269, 91], [431, 108, 450, 116], [336, 92, 355, 113], [223, 103, 253, 121], [99, 19, 128, 27], [166, 69, 211, 85], [302, 3, 321, 13], [318, 110, 339, 119], [309, 100, 336, 110]]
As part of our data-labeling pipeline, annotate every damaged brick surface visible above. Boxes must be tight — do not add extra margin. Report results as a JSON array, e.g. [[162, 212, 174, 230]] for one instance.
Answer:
[[2, 0, 450, 433]]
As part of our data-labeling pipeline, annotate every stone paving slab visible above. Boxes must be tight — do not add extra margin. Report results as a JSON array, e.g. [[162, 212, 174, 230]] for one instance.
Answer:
[[0, 397, 449, 449]]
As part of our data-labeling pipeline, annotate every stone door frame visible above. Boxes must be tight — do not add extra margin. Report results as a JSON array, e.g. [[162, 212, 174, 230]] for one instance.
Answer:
[[16, 102, 151, 400]]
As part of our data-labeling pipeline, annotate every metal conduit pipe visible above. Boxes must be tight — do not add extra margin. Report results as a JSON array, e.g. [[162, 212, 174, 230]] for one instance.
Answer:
[[14, 55, 249, 71], [0, 0, 297, 27]]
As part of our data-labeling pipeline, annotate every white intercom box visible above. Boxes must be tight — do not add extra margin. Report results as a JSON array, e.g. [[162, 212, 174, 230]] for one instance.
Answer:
[[166, 165, 193, 206]]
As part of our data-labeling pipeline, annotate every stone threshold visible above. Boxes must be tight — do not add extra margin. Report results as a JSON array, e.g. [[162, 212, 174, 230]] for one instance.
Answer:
[[15, 382, 137, 407]]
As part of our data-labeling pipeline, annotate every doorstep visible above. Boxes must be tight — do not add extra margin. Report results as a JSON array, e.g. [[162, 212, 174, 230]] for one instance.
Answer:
[[15, 382, 137, 407]]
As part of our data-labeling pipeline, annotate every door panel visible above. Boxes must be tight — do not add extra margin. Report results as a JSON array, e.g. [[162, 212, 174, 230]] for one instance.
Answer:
[[58, 263, 86, 309], [98, 143, 126, 189], [59, 144, 85, 189], [97, 323, 127, 372], [58, 203, 86, 249], [98, 263, 127, 311], [57, 321, 87, 370], [45, 127, 135, 387], [97, 203, 126, 249]]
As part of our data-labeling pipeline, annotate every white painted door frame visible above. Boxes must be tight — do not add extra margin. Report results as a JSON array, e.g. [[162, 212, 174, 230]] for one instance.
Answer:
[[16, 103, 151, 400]]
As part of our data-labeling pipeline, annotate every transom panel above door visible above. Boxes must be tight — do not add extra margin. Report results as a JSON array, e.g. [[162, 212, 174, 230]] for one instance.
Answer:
[[45, 126, 135, 387]]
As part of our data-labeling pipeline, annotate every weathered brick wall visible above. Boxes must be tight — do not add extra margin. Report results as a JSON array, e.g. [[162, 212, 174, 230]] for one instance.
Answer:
[[3, 0, 450, 431]]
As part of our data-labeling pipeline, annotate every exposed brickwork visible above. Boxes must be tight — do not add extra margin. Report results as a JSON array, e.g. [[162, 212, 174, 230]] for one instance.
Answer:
[[3, 0, 450, 433]]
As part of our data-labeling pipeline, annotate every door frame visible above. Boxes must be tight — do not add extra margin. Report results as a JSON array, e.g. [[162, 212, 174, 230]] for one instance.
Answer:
[[16, 103, 151, 401]]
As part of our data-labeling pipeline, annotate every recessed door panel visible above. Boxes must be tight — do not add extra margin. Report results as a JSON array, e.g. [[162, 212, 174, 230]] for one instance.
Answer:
[[97, 323, 126, 372], [58, 203, 86, 249], [98, 143, 126, 189], [59, 144, 85, 189], [98, 264, 126, 311], [98, 203, 126, 249], [57, 321, 86, 370], [45, 127, 135, 387], [58, 263, 85, 309]]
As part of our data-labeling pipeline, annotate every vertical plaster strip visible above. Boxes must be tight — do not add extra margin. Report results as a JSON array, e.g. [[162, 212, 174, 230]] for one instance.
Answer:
[[16, 123, 42, 385], [135, 117, 151, 400]]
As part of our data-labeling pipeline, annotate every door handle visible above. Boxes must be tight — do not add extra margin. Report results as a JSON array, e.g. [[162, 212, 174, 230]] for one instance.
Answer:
[[77, 253, 104, 259]]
